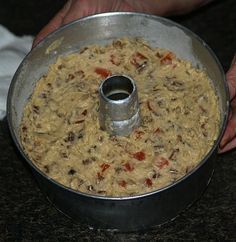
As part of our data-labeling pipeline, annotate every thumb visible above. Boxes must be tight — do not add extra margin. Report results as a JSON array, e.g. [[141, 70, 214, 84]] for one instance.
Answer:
[[219, 55, 236, 153], [226, 55, 236, 100], [32, 0, 72, 48]]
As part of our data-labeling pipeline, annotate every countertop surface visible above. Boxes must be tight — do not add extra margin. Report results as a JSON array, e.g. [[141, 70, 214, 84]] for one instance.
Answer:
[[0, 0, 235, 240]]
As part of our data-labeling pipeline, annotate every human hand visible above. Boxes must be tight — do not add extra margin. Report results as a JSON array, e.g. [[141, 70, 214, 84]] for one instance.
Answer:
[[33, 0, 133, 47], [33, 0, 210, 47], [219, 56, 236, 153]]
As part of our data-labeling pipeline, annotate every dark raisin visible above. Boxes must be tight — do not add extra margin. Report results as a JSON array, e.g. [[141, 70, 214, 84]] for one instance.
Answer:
[[137, 61, 148, 73], [75, 70, 85, 78], [185, 166, 191, 173], [177, 135, 183, 143], [169, 148, 180, 160], [100, 126, 105, 131], [22, 126, 27, 132], [152, 173, 157, 179], [152, 170, 160, 179], [82, 158, 93, 165], [156, 52, 162, 58], [201, 123, 206, 129], [64, 131, 75, 142], [36, 124, 42, 129], [40, 93, 47, 99], [77, 132, 84, 139], [112, 40, 124, 49], [56, 112, 63, 118], [115, 167, 123, 174], [79, 47, 88, 54], [43, 165, 50, 173], [82, 109, 87, 116], [202, 131, 208, 137], [58, 64, 65, 70], [75, 120, 84, 124], [61, 152, 68, 158], [109, 135, 118, 142], [33, 105, 40, 114], [164, 76, 185, 91], [87, 185, 94, 191], [68, 169, 76, 175], [186, 70, 191, 75], [78, 179, 84, 186], [67, 74, 75, 81], [98, 190, 106, 195]]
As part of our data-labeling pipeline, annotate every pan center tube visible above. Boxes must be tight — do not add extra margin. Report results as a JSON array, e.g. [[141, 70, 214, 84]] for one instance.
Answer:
[[99, 75, 141, 136]]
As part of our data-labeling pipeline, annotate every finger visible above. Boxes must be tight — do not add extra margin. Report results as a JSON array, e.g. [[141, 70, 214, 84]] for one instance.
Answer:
[[219, 59, 236, 152], [32, 0, 72, 48], [226, 54, 236, 100], [218, 137, 236, 153], [61, 0, 138, 26], [220, 111, 236, 147], [61, 0, 116, 25], [62, 0, 90, 25], [127, 0, 214, 16], [228, 54, 236, 71]]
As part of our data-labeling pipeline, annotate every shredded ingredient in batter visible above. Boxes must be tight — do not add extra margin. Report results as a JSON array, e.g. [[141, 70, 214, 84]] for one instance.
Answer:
[[20, 38, 220, 197]]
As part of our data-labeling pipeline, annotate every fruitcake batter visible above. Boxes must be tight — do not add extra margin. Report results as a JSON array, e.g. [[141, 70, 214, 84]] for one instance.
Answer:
[[20, 38, 220, 196]]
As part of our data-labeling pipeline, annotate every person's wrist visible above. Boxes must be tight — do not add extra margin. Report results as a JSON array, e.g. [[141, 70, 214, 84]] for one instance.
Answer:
[[124, 0, 214, 16], [124, 0, 193, 16], [123, 0, 170, 16]]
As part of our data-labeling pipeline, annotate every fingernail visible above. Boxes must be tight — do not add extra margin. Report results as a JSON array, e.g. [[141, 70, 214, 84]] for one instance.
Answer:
[[219, 137, 227, 149], [62, 0, 72, 12], [217, 146, 223, 154], [230, 54, 236, 67]]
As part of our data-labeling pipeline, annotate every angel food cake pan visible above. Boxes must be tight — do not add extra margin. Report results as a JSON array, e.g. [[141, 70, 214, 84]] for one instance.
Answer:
[[7, 12, 229, 231]]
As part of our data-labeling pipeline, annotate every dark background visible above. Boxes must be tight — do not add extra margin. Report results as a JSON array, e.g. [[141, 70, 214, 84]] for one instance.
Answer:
[[0, 0, 235, 240]]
